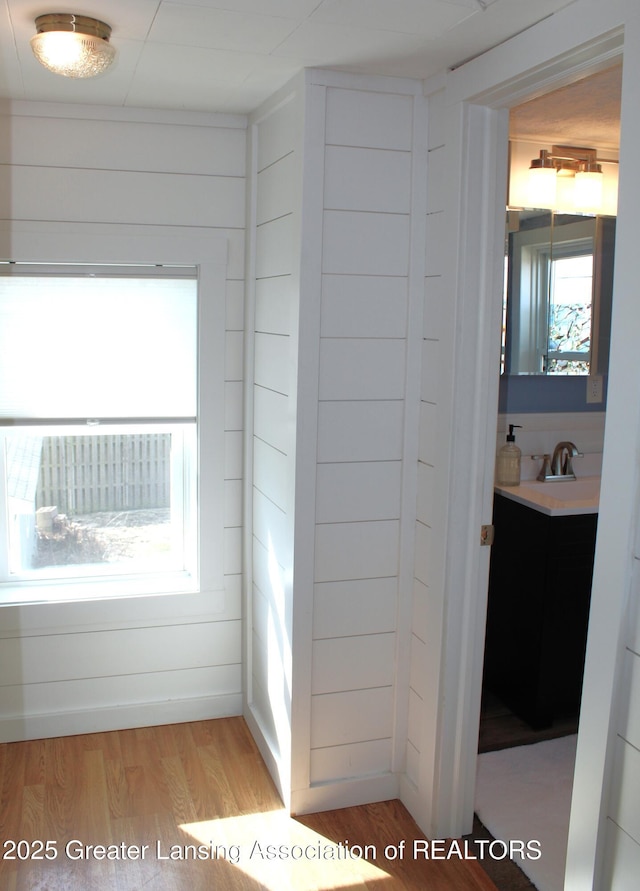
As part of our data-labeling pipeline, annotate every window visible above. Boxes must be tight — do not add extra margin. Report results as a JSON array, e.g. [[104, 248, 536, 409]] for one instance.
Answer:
[[546, 251, 593, 374], [5, 428, 194, 579], [0, 225, 226, 608], [506, 216, 595, 375], [0, 270, 200, 597]]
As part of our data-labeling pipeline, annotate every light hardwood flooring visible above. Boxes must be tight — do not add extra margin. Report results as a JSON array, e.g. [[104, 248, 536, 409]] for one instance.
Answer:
[[0, 717, 498, 890]]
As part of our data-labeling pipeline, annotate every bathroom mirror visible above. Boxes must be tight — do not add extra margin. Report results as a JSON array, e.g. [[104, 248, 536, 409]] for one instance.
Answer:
[[503, 211, 615, 377]]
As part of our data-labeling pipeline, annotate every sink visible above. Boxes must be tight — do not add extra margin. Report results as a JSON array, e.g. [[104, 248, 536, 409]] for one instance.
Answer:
[[495, 476, 600, 516], [520, 477, 601, 501]]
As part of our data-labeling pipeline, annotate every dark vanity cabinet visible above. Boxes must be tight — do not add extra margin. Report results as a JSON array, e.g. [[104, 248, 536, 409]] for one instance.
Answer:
[[483, 493, 597, 729]]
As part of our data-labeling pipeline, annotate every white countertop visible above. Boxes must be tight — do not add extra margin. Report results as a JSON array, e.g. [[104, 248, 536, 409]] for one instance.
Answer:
[[495, 476, 600, 516]]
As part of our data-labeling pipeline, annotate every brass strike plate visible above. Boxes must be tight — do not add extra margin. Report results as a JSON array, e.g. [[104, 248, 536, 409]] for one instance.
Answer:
[[480, 524, 495, 546]]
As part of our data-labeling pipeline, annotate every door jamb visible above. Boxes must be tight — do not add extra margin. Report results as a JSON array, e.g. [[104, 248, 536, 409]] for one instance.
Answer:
[[433, 28, 624, 852]]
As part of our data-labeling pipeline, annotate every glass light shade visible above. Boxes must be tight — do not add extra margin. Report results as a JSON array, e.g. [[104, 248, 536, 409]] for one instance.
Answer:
[[527, 165, 557, 208], [30, 15, 115, 78], [555, 173, 576, 213], [574, 170, 604, 212]]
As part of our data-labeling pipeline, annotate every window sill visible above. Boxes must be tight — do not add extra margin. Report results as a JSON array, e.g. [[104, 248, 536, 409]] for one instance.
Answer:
[[0, 571, 199, 607]]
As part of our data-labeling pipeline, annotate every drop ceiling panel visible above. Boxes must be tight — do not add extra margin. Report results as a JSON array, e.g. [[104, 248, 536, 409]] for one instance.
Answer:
[[164, 0, 322, 16], [0, 3, 23, 97], [272, 21, 429, 66], [2, 0, 588, 114], [149, 4, 300, 54], [309, 0, 475, 35], [125, 43, 262, 111], [226, 56, 305, 112], [432, 0, 580, 69]]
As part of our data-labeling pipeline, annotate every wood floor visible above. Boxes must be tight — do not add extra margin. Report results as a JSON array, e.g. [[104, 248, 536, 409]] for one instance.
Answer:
[[478, 689, 579, 753], [0, 716, 499, 891]]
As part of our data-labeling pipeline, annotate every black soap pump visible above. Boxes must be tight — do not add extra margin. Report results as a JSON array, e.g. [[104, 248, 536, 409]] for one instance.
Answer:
[[496, 424, 522, 486]]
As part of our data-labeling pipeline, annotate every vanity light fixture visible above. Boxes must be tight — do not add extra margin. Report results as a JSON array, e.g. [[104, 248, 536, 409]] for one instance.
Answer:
[[30, 13, 116, 78], [528, 149, 558, 207], [528, 145, 606, 212]]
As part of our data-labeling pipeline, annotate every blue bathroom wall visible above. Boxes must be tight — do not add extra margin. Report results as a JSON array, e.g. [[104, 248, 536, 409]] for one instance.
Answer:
[[498, 373, 608, 413]]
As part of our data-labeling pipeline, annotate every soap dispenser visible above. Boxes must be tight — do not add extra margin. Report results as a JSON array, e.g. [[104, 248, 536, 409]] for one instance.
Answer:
[[496, 424, 522, 487]]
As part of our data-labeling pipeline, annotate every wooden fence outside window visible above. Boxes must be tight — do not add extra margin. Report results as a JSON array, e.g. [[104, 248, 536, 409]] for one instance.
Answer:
[[36, 434, 171, 515]]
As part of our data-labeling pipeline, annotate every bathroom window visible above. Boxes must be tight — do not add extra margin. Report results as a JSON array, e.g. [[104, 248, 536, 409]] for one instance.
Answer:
[[543, 244, 594, 374], [507, 216, 595, 375]]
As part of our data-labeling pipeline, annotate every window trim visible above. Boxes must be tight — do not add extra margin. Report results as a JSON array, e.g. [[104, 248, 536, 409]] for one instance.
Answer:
[[545, 246, 594, 370], [509, 217, 595, 374], [0, 222, 227, 605]]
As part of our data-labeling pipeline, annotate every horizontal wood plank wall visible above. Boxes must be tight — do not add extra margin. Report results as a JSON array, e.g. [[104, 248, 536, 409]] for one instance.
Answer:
[[0, 102, 247, 742], [602, 548, 640, 882], [399, 85, 448, 827], [245, 88, 302, 801], [309, 85, 415, 797]]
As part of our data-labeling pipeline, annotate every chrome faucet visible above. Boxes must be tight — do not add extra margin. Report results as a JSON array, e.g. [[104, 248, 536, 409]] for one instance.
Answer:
[[532, 441, 582, 481], [551, 441, 582, 478]]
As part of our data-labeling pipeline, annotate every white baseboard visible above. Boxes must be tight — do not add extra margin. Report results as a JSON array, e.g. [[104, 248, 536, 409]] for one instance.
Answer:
[[0, 692, 242, 743], [291, 772, 400, 816], [243, 702, 289, 805], [244, 704, 400, 818], [399, 773, 430, 837]]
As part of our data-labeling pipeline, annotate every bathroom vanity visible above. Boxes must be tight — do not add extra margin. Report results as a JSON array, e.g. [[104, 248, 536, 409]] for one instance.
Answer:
[[483, 478, 599, 729]]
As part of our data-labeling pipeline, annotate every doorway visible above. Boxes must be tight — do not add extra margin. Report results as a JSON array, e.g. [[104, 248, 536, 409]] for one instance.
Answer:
[[474, 65, 621, 891]]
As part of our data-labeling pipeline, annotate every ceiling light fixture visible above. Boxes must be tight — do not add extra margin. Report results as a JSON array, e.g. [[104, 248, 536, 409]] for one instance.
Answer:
[[30, 13, 116, 78], [528, 145, 607, 212]]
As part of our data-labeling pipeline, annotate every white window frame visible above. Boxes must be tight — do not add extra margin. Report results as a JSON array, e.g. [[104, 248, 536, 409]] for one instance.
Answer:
[[509, 217, 595, 374], [544, 242, 594, 369], [0, 222, 227, 606]]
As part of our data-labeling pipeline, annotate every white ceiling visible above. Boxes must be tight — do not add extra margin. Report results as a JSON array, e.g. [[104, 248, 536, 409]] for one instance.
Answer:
[[0, 0, 578, 115]]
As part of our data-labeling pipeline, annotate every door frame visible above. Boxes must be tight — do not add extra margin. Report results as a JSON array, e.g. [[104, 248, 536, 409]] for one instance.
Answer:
[[428, 6, 627, 877]]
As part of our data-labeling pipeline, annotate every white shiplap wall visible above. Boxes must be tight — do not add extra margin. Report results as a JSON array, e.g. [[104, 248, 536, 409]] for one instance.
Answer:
[[244, 84, 304, 802], [605, 555, 640, 884], [0, 101, 247, 741], [404, 85, 448, 801], [244, 74, 426, 815], [309, 83, 418, 797]]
